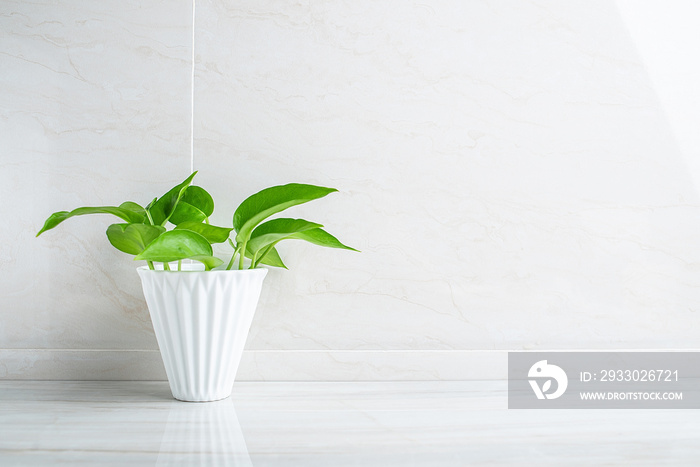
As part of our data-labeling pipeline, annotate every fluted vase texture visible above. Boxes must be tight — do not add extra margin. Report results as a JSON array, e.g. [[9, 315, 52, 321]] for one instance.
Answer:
[[138, 264, 268, 402]]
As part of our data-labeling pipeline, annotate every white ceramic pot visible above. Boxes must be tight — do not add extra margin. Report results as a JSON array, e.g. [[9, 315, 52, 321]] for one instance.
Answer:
[[137, 263, 267, 402]]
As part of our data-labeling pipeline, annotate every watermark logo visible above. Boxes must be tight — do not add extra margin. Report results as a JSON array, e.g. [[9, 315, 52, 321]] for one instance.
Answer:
[[528, 360, 568, 400], [509, 352, 700, 409]]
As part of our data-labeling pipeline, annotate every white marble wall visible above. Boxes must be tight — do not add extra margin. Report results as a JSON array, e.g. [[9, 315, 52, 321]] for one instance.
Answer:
[[3, 0, 700, 380]]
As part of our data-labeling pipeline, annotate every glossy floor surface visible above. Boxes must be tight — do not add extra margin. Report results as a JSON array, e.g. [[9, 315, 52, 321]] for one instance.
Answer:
[[0, 381, 698, 466]]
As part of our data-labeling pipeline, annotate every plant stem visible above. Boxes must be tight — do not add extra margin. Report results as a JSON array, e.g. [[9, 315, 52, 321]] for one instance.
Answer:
[[254, 244, 274, 269], [225, 239, 237, 270], [163, 262, 171, 271], [178, 260, 182, 271], [226, 247, 238, 270], [238, 241, 247, 270], [147, 261, 155, 270]]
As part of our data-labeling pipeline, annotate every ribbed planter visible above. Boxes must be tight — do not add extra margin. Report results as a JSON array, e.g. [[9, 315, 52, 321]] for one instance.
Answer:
[[137, 264, 267, 402]]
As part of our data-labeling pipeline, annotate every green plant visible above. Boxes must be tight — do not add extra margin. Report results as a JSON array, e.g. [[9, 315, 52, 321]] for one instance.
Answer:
[[36, 172, 357, 271]]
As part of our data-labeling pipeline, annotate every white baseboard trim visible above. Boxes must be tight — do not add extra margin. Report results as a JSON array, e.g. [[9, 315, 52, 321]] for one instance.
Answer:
[[0, 349, 506, 381], [4, 349, 695, 381]]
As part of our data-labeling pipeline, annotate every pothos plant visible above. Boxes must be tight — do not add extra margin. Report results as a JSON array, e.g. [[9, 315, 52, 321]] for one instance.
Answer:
[[36, 172, 357, 270]]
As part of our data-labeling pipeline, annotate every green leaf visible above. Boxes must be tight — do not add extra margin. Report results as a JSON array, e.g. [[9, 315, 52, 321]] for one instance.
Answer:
[[233, 183, 337, 244], [135, 230, 212, 263], [247, 218, 323, 257], [149, 172, 198, 226], [182, 186, 214, 216], [290, 228, 358, 251], [169, 202, 206, 224], [169, 186, 215, 225], [36, 206, 146, 237], [118, 201, 146, 216], [175, 221, 232, 244], [106, 223, 166, 255], [189, 255, 224, 271], [245, 245, 287, 269]]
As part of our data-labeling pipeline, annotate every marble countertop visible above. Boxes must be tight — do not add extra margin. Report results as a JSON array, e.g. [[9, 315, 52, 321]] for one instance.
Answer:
[[0, 380, 698, 466]]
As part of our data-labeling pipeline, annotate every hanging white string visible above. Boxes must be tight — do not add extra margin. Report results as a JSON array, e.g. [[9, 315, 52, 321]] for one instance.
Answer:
[[190, 0, 196, 173]]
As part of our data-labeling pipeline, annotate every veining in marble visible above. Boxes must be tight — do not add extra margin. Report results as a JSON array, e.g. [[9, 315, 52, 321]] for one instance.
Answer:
[[0, 0, 192, 354], [1, 381, 699, 466], [196, 0, 700, 355], [3, 0, 700, 380]]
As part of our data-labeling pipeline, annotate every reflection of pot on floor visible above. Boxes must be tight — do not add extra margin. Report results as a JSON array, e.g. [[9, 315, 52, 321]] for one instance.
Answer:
[[157, 398, 252, 467], [139, 263, 267, 402]]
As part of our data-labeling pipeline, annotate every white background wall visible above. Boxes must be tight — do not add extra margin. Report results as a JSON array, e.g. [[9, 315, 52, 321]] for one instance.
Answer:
[[2, 0, 700, 380]]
